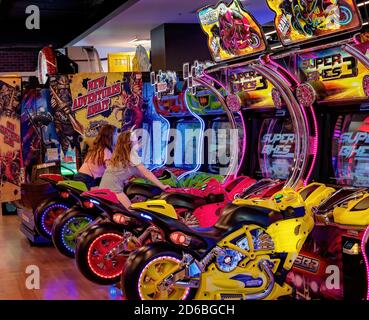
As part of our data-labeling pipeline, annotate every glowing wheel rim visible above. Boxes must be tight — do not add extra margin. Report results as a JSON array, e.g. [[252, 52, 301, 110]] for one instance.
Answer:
[[138, 256, 190, 300], [296, 83, 316, 107], [226, 94, 241, 112], [41, 204, 69, 236], [363, 75, 369, 97], [87, 233, 125, 279], [61, 216, 93, 253]]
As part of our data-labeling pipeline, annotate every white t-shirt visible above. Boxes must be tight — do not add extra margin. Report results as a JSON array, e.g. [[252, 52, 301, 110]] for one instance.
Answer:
[[79, 148, 112, 179]]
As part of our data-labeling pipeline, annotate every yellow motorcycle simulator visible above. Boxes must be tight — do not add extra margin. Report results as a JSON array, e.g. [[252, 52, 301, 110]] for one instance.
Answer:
[[122, 183, 335, 300]]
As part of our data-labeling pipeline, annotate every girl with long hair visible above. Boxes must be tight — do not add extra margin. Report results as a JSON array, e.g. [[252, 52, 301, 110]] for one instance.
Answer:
[[99, 130, 170, 209], [74, 124, 118, 189]]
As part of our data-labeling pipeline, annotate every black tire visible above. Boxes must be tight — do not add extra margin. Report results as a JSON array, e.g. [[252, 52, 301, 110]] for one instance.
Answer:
[[75, 223, 128, 285], [34, 199, 71, 240], [52, 207, 95, 258], [122, 243, 196, 300]]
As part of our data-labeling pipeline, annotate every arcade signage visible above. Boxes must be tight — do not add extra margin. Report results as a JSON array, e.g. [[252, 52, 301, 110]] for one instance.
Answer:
[[338, 132, 369, 159], [299, 52, 357, 81], [198, 0, 266, 62], [297, 47, 368, 102], [266, 0, 362, 46], [72, 76, 122, 118], [230, 70, 268, 92]]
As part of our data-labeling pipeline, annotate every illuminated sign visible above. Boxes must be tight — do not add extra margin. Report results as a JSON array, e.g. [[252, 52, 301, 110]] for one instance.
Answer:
[[297, 47, 368, 102], [198, 0, 266, 62], [300, 53, 357, 81], [266, 0, 362, 46], [261, 133, 295, 157], [230, 71, 268, 92]]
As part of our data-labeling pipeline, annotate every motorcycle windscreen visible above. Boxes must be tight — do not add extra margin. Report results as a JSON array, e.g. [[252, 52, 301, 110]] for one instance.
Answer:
[[258, 117, 296, 180], [266, 0, 362, 46], [332, 112, 369, 187], [198, 0, 267, 62]]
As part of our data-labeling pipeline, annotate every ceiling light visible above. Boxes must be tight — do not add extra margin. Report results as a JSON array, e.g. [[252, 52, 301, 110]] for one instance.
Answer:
[[358, 1, 369, 6], [128, 37, 139, 44]]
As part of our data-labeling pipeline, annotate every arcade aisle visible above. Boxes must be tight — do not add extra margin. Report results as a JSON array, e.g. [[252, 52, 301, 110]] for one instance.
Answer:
[[1, 0, 369, 308]]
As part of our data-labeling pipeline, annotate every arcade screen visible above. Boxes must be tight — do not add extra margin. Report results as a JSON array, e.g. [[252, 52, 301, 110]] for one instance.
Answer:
[[174, 120, 201, 171], [208, 116, 244, 175], [332, 112, 369, 187], [258, 117, 295, 180]]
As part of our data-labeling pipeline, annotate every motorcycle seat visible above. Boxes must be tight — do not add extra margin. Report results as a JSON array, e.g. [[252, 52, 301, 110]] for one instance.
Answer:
[[160, 192, 208, 210], [215, 204, 284, 230]]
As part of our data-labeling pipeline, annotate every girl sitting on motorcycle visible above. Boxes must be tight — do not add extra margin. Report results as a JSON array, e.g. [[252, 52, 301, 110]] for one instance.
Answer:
[[99, 130, 171, 210], [74, 124, 117, 189]]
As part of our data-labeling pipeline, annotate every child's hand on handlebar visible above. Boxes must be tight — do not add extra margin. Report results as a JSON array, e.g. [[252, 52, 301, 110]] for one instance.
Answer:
[[161, 184, 172, 191]]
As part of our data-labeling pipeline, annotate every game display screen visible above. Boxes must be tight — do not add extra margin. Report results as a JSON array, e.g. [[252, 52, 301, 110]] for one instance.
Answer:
[[258, 117, 296, 179], [208, 116, 244, 175], [198, 0, 266, 62], [174, 120, 202, 171], [332, 112, 369, 187], [267, 0, 362, 46]]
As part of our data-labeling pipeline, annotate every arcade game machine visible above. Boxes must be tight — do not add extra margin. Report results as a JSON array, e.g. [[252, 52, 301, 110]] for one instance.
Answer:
[[196, 0, 318, 194], [142, 71, 231, 187], [265, 0, 369, 299]]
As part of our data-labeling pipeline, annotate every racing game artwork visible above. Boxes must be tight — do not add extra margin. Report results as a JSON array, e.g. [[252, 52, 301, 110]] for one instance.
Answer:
[[0, 78, 22, 202], [198, 0, 266, 62], [266, 0, 362, 45]]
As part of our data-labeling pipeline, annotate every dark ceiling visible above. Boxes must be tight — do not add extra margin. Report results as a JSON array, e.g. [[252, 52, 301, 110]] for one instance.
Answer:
[[0, 0, 130, 49]]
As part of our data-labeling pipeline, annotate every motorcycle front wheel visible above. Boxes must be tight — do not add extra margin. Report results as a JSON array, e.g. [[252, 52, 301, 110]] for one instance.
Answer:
[[75, 223, 127, 285], [122, 245, 196, 300], [52, 207, 94, 258]]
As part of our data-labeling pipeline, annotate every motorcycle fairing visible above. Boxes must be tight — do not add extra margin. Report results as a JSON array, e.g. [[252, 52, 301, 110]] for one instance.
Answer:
[[131, 200, 178, 219], [57, 180, 88, 192]]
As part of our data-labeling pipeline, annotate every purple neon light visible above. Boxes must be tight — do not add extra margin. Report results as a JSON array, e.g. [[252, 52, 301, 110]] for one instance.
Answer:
[[361, 225, 369, 300], [202, 72, 246, 182], [265, 57, 318, 186]]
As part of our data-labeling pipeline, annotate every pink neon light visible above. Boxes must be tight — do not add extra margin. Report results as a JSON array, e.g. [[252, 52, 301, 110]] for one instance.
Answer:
[[236, 110, 247, 177], [361, 225, 369, 300], [303, 105, 319, 186], [265, 57, 317, 185]]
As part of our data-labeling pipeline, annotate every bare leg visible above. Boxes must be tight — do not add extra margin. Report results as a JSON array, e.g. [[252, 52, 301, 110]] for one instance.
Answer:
[[116, 192, 132, 211]]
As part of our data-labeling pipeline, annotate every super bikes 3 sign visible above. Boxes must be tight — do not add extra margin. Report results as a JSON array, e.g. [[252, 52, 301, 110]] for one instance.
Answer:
[[198, 0, 266, 62], [267, 0, 362, 45]]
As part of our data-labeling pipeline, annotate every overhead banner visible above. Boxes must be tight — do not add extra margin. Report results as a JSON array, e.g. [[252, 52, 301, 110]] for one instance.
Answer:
[[267, 0, 362, 45], [0, 77, 22, 203], [297, 45, 369, 102], [198, 0, 266, 62]]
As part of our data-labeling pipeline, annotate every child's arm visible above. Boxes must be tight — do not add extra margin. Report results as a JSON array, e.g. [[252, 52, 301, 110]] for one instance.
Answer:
[[136, 164, 170, 191]]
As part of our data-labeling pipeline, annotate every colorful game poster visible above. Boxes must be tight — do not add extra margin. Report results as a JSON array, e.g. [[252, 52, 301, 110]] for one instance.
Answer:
[[198, 0, 266, 62], [267, 0, 362, 45], [297, 46, 369, 102], [48, 73, 144, 170], [21, 89, 60, 178], [0, 77, 22, 202], [68, 72, 144, 133], [229, 68, 274, 108]]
